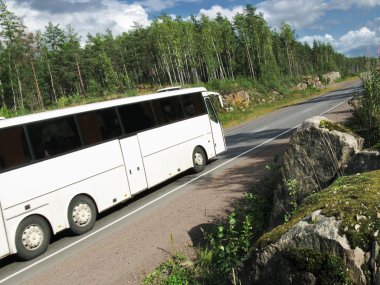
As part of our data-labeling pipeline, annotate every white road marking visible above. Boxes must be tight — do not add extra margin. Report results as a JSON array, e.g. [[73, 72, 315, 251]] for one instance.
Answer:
[[303, 108, 312, 113], [320, 97, 351, 115], [0, 95, 356, 284], [250, 126, 268, 134]]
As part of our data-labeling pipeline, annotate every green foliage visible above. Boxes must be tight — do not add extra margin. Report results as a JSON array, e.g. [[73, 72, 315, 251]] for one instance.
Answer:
[[142, 253, 197, 285], [283, 248, 351, 285], [195, 157, 281, 284], [201, 213, 253, 282], [0, 104, 28, 117], [349, 60, 380, 147], [371, 141, 380, 150], [284, 178, 298, 222], [55, 94, 82, 108], [0, 104, 14, 117]]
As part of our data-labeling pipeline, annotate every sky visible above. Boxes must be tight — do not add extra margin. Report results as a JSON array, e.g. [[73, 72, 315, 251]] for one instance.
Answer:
[[5, 0, 380, 57]]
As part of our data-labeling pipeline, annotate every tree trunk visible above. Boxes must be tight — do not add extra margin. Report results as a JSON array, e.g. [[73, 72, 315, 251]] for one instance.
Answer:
[[30, 60, 44, 108], [75, 54, 86, 98], [120, 50, 131, 89], [0, 79, 4, 105], [47, 61, 57, 103], [14, 65, 24, 109], [243, 32, 255, 78], [8, 51, 17, 111]]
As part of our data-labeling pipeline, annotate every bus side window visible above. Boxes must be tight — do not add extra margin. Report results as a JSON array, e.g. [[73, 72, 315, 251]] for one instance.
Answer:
[[0, 126, 31, 171], [152, 97, 185, 125], [77, 108, 122, 145], [119, 102, 155, 135], [180, 93, 207, 118], [28, 116, 81, 159]]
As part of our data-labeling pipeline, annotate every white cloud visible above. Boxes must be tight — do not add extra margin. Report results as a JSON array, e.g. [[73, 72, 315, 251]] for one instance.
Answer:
[[298, 34, 335, 46], [298, 27, 380, 56], [256, 0, 328, 29], [7, 0, 150, 42], [256, 0, 380, 30], [134, 0, 198, 12], [337, 26, 379, 54], [357, 0, 380, 6], [198, 5, 244, 21]]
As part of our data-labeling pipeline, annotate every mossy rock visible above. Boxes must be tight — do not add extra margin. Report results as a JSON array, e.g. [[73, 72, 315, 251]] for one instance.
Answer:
[[259, 169, 380, 251], [283, 248, 351, 285], [319, 119, 354, 134]]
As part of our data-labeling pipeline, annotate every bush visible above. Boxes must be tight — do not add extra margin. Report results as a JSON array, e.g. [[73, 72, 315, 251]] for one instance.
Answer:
[[350, 61, 380, 147]]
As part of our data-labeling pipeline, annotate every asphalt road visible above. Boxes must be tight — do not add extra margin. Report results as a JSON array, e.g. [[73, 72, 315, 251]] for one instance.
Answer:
[[0, 80, 362, 284]]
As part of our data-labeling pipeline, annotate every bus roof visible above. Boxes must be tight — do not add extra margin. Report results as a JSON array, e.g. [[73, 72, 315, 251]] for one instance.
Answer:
[[0, 87, 208, 129]]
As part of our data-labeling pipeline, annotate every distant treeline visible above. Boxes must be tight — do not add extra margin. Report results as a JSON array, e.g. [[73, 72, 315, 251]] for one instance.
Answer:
[[0, 1, 370, 112]]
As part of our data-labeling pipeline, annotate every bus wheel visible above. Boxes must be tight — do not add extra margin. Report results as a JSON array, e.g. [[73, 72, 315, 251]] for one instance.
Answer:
[[68, 195, 96, 235], [15, 216, 51, 260], [192, 146, 206, 173]]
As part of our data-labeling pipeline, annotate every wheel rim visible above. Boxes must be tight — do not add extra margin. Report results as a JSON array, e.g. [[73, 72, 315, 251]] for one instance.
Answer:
[[22, 225, 44, 251], [194, 152, 204, 166], [72, 203, 92, 227]]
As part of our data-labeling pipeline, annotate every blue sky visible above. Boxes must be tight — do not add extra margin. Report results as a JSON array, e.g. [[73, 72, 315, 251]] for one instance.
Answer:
[[6, 0, 380, 56]]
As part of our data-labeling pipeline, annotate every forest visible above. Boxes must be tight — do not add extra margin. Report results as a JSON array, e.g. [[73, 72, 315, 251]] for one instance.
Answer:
[[0, 1, 370, 115]]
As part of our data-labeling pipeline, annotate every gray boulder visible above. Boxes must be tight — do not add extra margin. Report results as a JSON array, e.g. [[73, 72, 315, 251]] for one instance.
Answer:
[[244, 211, 367, 285], [296, 76, 323, 90], [345, 149, 380, 175], [271, 116, 363, 225], [322, 71, 341, 83]]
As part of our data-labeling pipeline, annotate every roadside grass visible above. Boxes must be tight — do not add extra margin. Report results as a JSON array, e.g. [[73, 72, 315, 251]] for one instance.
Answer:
[[219, 77, 358, 130]]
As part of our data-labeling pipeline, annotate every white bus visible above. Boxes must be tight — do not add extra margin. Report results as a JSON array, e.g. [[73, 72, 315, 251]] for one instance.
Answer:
[[0, 87, 226, 260]]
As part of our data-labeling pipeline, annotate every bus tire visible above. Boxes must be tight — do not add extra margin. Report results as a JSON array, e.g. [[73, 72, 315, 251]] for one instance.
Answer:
[[15, 215, 51, 260], [192, 146, 206, 173], [68, 195, 97, 235]]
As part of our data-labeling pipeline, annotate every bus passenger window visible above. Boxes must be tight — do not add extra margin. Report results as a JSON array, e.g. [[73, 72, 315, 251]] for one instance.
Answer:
[[0, 126, 31, 171], [180, 93, 207, 117], [77, 108, 121, 145], [152, 97, 185, 125], [119, 102, 155, 135], [28, 116, 81, 159]]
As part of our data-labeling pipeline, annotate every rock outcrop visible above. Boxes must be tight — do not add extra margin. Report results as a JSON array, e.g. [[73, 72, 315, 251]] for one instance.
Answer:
[[244, 211, 367, 285], [345, 149, 380, 175], [322, 71, 341, 83], [222, 90, 250, 110], [296, 76, 323, 90], [270, 116, 363, 226], [241, 116, 379, 285], [295, 72, 341, 90]]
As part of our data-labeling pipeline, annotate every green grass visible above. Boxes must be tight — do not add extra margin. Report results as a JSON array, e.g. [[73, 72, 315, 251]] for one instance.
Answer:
[[142, 253, 197, 285]]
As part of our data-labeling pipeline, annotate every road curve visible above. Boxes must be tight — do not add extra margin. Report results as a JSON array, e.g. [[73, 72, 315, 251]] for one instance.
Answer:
[[0, 80, 361, 285]]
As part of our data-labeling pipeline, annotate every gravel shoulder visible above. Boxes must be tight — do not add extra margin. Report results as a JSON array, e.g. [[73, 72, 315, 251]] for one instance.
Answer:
[[21, 86, 354, 285]]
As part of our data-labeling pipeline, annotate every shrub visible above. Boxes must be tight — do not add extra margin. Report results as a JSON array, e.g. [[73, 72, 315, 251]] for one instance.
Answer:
[[350, 61, 380, 147]]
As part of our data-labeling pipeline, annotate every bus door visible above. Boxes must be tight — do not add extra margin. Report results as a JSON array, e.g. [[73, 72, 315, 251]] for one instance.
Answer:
[[205, 97, 226, 154], [0, 204, 10, 258], [119, 136, 148, 195]]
